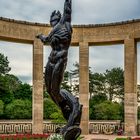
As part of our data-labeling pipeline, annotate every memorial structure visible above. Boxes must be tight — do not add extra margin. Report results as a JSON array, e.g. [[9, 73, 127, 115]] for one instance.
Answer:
[[0, 11, 140, 137]]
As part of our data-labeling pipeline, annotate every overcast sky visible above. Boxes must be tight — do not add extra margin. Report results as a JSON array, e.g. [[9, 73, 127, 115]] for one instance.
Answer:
[[0, 0, 140, 84]]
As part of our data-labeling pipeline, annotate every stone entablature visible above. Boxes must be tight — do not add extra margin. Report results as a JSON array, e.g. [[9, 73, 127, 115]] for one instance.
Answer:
[[1, 17, 140, 46], [1, 17, 140, 28]]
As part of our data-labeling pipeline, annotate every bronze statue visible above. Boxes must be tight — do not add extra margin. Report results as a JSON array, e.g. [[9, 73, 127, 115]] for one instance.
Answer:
[[36, 0, 82, 139]]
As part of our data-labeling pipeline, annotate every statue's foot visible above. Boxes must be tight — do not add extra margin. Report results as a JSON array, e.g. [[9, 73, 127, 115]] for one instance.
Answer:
[[63, 126, 81, 140]]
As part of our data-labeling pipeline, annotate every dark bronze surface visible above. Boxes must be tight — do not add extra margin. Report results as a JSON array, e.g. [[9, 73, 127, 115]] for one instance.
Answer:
[[36, 0, 82, 139]]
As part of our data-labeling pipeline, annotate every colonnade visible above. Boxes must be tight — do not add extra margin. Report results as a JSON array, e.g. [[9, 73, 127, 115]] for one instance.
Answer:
[[0, 17, 140, 135]]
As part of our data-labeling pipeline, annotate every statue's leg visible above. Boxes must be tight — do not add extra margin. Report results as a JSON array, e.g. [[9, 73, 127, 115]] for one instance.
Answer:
[[51, 58, 66, 103], [44, 60, 53, 93], [49, 58, 83, 138]]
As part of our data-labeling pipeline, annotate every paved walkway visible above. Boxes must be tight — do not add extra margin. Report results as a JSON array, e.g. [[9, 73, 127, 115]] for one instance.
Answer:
[[82, 134, 128, 140]]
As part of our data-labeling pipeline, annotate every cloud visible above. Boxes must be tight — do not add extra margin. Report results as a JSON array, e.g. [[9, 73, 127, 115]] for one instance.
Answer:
[[0, 0, 140, 24], [0, 41, 32, 84], [89, 45, 124, 73], [18, 75, 32, 85], [0, 0, 64, 23], [72, 0, 140, 24]]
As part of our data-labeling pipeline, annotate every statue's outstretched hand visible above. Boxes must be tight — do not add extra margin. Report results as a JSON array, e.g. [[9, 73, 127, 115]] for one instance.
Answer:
[[36, 34, 42, 39], [36, 34, 49, 43]]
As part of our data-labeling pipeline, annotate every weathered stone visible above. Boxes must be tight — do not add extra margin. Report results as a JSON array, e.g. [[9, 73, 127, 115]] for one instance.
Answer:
[[0, 17, 140, 135]]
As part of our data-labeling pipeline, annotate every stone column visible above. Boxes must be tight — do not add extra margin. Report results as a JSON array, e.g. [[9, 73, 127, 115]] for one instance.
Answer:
[[124, 39, 137, 136], [79, 42, 89, 135], [32, 39, 44, 134]]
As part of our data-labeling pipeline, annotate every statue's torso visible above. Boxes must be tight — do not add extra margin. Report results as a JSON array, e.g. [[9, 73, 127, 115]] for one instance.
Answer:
[[48, 21, 72, 64]]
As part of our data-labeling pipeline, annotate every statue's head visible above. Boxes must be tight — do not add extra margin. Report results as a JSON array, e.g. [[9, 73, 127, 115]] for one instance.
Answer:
[[50, 10, 61, 27]]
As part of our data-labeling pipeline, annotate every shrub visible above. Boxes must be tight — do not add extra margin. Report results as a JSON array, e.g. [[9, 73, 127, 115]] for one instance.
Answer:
[[94, 101, 122, 120], [5, 99, 32, 119]]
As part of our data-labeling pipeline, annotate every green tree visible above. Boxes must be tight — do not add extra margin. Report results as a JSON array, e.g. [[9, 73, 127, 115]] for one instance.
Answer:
[[0, 53, 33, 119], [44, 91, 49, 98], [104, 68, 124, 102], [90, 72, 105, 99], [71, 62, 79, 78], [94, 101, 123, 120], [44, 98, 63, 120], [0, 53, 11, 75], [0, 75, 14, 104], [44, 95, 65, 122], [0, 100, 4, 118], [0, 54, 14, 104], [70, 62, 94, 96], [70, 62, 79, 95], [89, 93, 107, 120], [137, 85, 140, 103], [138, 106, 140, 119], [50, 111, 66, 123], [14, 83, 32, 100], [5, 99, 32, 119], [0, 74, 23, 104], [5, 74, 22, 93]]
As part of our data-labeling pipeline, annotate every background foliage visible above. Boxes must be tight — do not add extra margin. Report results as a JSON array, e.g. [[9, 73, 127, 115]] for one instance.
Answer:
[[0, 53, 139, 122]]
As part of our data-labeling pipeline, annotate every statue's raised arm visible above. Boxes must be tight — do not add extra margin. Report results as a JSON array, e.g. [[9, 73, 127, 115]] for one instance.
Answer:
[[62, 0, 72, 23]]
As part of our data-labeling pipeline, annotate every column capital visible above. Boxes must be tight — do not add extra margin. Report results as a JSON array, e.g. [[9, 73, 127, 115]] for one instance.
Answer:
[[79, 41, 89, 47], [124, 38, 135, 48], [33, 39, 43, 51]]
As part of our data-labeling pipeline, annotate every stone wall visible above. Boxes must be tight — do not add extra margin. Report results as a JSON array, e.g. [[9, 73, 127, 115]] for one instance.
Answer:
[[0, 17, 140, 136]]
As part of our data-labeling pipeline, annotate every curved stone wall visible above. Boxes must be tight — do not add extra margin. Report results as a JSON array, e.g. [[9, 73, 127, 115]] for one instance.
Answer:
[[0, 17, 140, 136], [1, 17, 140, 44]]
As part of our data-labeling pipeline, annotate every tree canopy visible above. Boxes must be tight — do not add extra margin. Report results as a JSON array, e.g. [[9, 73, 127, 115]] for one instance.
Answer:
[[0, 53, 132, 121], [0, 53, 11, 75], [0, 53, 32, 119], [5, 99, 32, 119]]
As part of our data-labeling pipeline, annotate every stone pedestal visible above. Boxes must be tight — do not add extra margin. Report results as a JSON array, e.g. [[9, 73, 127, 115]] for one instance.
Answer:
[[79, 42, 89, 135], [124, 39, 137, 136], [32, 39, 44, 134]]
